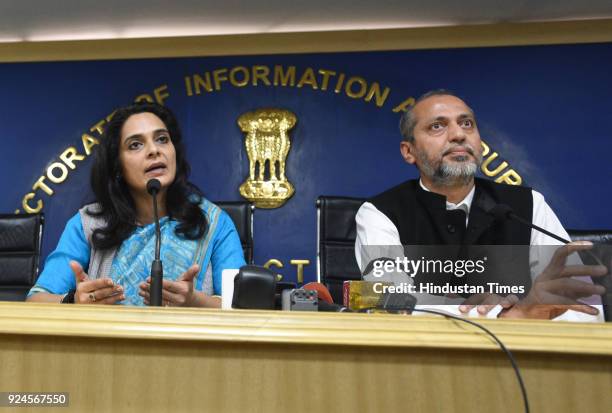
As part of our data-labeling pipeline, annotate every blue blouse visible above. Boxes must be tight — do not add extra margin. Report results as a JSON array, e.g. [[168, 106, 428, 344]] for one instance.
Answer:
[[29, 199, 246, 304]]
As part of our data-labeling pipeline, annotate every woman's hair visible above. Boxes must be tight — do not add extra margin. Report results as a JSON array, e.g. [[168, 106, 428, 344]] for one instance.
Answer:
[[88, 101, 207, 249]]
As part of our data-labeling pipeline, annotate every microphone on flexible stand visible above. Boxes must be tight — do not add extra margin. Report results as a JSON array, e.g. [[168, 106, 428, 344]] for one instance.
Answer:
[[147, 179, 163, 307], [486, 203, 610, 321], [487, 204, 571, 244]]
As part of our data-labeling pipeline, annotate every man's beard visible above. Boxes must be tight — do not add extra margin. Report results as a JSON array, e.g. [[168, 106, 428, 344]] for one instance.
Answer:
[[416, 144, 483, 187]]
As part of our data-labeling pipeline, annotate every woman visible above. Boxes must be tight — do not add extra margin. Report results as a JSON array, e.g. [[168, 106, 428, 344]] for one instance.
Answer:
[[27, 102, 245, 307]]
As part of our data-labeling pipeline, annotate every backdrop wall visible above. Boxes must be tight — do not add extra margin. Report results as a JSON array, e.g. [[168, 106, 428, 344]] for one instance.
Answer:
[[1, 41, 611, 283]]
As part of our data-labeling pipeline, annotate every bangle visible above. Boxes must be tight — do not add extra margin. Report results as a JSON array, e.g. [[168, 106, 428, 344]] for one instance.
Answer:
[[61, 289, 76, 304]]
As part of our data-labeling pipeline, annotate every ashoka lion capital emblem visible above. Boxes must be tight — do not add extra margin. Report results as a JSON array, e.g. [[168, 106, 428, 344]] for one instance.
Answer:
[[238, 108, 296, 209]]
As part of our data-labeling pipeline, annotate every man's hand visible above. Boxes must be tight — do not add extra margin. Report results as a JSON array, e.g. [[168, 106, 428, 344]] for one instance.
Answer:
[[459, 293, 519, 316], [139, 264, 200, 307], [499, 242, 607, 320], [70, 260, 124, 304]]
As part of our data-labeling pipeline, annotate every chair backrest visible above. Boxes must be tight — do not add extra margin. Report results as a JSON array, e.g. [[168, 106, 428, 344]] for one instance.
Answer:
[[567, 230, 612, 245], [216, 201, 254, 264], [568, 229, 612, 322], [0, 213, 44, 301], [316, 196, 365, 304]]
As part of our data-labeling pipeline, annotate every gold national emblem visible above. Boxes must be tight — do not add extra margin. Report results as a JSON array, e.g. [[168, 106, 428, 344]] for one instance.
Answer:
[[237, 108, 297, 208]]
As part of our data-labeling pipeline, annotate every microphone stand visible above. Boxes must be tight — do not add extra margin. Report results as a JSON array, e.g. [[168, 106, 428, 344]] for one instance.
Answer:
[[491, 204, 609, 320], [148, 181, 163, 307], [507, 211, 571, 244]]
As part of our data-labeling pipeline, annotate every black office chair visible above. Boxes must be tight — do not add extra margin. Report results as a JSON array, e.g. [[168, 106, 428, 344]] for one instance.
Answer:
[[0, 213, 44, 301], [568, 229, 612, 322], [567, 230, 612, 245], [216, 201, 255, 264], [316, 196, 365, 304]]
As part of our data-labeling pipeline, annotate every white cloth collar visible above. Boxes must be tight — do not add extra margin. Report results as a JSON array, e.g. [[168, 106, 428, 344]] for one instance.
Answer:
[[418, 178, 475, 215]]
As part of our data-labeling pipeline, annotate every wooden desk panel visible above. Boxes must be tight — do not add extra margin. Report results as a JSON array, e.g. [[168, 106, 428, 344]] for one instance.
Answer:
[[0, 302, 610, 413]]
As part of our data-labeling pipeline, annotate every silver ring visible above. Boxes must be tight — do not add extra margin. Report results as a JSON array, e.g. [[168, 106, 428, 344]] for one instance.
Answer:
[[89, 292, 96, 302]]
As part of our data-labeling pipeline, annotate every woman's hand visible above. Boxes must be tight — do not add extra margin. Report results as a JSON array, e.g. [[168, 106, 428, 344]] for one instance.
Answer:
[[139, 264, 200, 307], [70, 261, 124, 304]]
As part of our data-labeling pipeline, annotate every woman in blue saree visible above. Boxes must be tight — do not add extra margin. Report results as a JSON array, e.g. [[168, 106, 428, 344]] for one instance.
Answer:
[[27, 102, 245, 307]]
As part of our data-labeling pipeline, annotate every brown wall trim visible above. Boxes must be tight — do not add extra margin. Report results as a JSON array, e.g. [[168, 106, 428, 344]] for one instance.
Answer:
[[1, 19, 611, 62]]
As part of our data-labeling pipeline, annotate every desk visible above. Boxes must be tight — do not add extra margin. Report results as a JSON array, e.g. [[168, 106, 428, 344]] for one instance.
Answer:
[[0, 302, 610, 412]]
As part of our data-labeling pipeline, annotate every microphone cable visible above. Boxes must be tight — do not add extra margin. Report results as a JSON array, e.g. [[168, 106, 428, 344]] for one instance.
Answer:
[[411, 308, 530, 413]]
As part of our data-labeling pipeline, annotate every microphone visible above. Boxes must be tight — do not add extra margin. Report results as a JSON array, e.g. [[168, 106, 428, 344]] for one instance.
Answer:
[[302, 282, 351, 312], [146, 178, 161, 195], [486, 203, 610, 319], [147, 178, 163, 307], [487, 204, 608, 271], [302, 282, 334, 304], [487, 204, 571, 244]]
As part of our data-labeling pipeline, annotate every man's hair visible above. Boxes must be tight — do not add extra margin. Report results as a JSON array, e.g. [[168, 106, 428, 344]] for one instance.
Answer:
[[88, 102, 207, 249], [399, 89, 470, 143]]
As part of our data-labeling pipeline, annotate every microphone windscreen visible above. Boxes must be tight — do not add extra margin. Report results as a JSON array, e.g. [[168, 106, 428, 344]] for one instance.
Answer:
[[302, 282, 334, 304], [146, 179, 161, 195], [488, 204, 514, 221]]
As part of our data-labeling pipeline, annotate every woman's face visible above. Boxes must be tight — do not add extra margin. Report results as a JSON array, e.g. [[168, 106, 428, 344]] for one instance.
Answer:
[[118, 112, 177, 195]]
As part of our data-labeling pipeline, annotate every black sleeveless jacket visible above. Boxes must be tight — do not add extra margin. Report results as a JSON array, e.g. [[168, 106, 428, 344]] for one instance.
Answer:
[[368, 178, 533, 294], [369, 178, 532, 246]]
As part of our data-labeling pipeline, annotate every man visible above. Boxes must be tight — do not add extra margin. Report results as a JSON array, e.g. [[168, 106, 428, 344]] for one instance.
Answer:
[[355, 89, 606, 321]]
